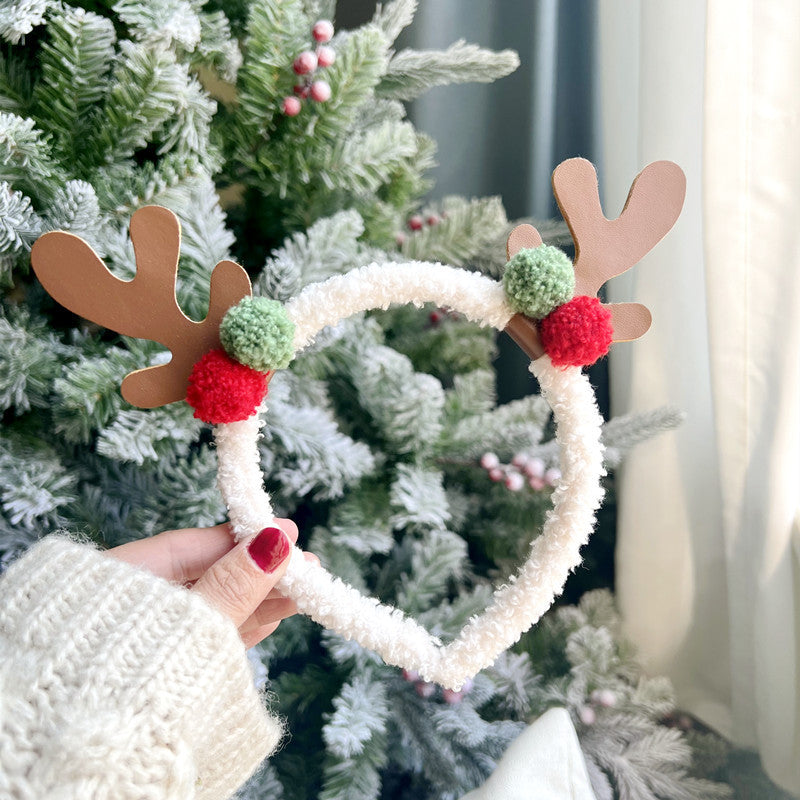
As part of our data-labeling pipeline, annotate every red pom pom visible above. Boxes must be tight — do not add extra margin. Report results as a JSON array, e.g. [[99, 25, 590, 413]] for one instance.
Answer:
[[186, 349, 268, 424], [539, 295, 613, 367]]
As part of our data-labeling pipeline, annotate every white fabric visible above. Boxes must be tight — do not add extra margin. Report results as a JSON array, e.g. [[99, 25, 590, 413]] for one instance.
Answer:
[[0, 537, 283, 799], [459, 708, 597, 800], [600, 2, 800, 793], [214, 263, 606, 690]]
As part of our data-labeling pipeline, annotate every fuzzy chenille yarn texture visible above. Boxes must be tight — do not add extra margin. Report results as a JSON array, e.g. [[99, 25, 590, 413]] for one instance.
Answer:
[[0, 536, 283, 800]]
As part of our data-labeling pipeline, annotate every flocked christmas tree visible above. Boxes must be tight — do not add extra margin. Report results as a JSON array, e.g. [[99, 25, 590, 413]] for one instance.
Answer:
[[0, 2, 731, 798]]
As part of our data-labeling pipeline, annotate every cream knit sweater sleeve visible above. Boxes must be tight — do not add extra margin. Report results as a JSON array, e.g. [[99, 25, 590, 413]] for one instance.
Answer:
[[0, 536, 285, 799]]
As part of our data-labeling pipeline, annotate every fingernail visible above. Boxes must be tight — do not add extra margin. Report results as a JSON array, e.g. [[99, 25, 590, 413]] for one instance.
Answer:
[[247, 526, 291, 573]]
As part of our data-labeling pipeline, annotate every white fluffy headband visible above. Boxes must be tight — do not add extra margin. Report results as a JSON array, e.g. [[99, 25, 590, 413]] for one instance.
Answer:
[[30, 158, 686, 689]]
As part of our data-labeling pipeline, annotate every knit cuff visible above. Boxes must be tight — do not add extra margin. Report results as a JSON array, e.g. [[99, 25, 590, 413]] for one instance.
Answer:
[[0, 535, 284, 800]]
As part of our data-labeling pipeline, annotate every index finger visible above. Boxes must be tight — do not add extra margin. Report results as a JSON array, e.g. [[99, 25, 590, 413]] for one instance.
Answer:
[[110, 519, 299, 584]]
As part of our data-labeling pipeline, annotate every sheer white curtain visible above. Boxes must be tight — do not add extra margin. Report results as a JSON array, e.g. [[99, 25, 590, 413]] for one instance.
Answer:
[[600, 1, 800, 793]]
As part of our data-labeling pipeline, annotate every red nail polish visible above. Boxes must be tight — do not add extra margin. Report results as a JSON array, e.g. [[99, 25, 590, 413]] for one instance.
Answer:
[[247, 526, 290, 573]]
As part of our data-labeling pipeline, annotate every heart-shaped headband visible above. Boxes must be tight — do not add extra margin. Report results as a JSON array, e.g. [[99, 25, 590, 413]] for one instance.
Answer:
[[31, 158, 685, 689]]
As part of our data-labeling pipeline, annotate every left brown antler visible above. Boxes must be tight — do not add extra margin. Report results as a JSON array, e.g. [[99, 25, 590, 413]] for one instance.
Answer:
[[31, 205, 252, 408]]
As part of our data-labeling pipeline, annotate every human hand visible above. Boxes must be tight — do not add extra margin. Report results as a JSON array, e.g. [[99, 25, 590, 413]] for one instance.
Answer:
[[109, 520, 315, 648]]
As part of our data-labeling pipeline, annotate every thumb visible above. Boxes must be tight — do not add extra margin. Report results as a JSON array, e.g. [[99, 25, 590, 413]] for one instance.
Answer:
[[191, 525, 293, 628]]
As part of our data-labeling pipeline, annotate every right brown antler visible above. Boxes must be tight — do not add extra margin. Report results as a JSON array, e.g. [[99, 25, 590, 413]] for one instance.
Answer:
[[30, 205, 252, 408], [552, 158, 686, 299]]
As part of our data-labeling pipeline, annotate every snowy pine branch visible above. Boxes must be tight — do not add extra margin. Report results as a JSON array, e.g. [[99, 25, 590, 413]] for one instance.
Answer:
[[402, 196, 508, 266], [257, 209, 369, 300], [0, 0, 51, 44], [350, 345, 445, 456], [371, 0, 417, 44], [33, 7, 116, 164], [114, 0, 202, 50], [601, 406, 685, 467], [379, 40, 519, 102], [390, 463, 451, 532], [439, 394, 551, 460], [0, 182, 42, 281], [321, 675, 390, 800], [396, 529, 466, 615]]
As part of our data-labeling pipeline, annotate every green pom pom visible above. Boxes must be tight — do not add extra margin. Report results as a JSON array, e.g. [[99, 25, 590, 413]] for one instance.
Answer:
[[502, 244, 575, 319], [220, 296, 295, 372]]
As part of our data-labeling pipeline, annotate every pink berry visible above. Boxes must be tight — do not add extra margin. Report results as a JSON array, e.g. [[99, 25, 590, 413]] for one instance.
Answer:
[[544, 467, 562, 486], [415, 681, 436, 699], [395, 232, 406, 247], [511, 453, 529, 469], [316, 45, 336, 67], [293, 84, 311, 98], [489, 467, 504, 482], [505, 472, 525, 492], [282, 96, 302, 116], [293, 50, 318, 75], [426, 214, 440, 226], [591, 689, 617, 708], [528, 475, 545, 491], [524, 457, 546, 479], [402, 669, 420, 682], [578, 705, 596, 725], [480, 452, 500, 470], [442, 688, 463, 705], [312, 19, 334, 43], [408, 214, 424, 231], [310, 80, 331, 102]]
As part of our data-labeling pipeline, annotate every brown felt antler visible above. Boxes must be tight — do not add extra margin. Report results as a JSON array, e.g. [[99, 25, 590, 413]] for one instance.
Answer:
[[503, 159, 686, 359], [30, 205, 252, 408], [553, 158, 685, 342]]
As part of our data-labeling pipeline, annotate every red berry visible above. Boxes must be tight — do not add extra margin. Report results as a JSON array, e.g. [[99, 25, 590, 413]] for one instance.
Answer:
[[282, 96, 302, 116], [426, 214, 440, 226], [293, 83, 311, 98], [316, 45, 335, 67], [310, 80, 331, 102], [539, 295, 613, 367], [408, 214, 424, 231], [312, 19, 334, 42], [186, 349, 269, 424], [293, 50, 318, 75]]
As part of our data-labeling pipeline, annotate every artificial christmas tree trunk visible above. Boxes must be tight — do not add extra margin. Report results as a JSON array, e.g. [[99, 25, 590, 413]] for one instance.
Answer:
[[0, 2, 729, 798]]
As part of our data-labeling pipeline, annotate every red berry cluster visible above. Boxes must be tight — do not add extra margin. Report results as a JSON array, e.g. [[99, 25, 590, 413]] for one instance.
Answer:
[[428, 306, 460, 327], [395, 210, 445, 247], [282, 20, 336, 116], [402, 670, 473, 705], [479, 452, 561, 492]]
